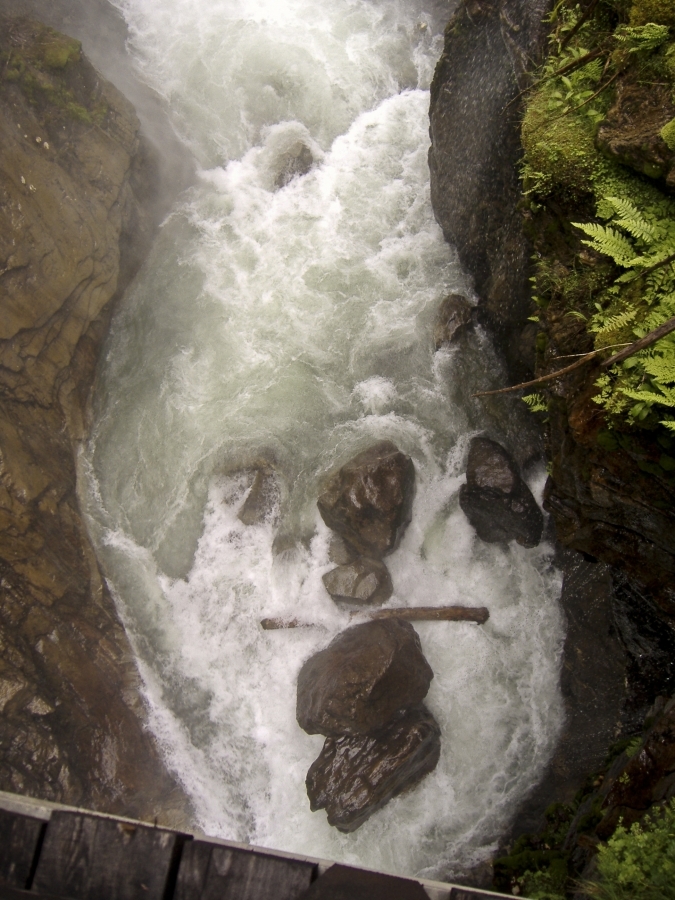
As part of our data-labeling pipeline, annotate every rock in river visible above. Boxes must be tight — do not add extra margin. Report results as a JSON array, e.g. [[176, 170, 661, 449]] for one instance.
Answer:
[[433, 293, 473, 350], [296, 619, 433, 737], [306, 705, 441, 832], [322, 557, 393, 606], [317, 441, 415, 558], [459, 437, 543, 547]]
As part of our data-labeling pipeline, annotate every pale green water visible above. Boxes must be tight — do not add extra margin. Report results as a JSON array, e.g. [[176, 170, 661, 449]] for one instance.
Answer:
[[80, 0, 564, 881]]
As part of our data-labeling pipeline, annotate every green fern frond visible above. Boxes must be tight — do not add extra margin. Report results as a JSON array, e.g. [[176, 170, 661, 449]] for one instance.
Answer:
[[522, 392, 548, 413], [642, 358, 675, 383], [661, 421, 675, 432], [590, 307, 637, 335], [574, 223, 636, 265], [614, 23, 670, 53]]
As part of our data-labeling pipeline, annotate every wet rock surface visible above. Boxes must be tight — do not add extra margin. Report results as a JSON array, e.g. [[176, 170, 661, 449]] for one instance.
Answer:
[[317, 441, 415, 558], [433, 294, 473, 349], [459, 437, 543, 547], [322, 558, 393, 606], [0, 15, 188, 823], [237, 464, 280, 526], [306, 705, 441, 833], [297, 619, 433, 737], [428, 0, 551, 381]]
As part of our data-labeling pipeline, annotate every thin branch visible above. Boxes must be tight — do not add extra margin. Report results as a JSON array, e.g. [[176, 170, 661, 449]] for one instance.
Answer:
[[622, 251, 675, 285], [600, 316, 675, 368], [559, 0, 600, 49], [473, 316, 675, 398], [260, 606, 490, 630], [502, 47, 606, 113]]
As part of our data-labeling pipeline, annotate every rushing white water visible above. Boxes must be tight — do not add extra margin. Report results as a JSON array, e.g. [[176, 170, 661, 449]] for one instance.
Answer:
[[81, 0, 565, 881]]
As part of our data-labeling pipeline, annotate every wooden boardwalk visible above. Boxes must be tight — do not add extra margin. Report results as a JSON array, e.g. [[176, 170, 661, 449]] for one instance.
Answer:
[[0, 791, 509, 900]]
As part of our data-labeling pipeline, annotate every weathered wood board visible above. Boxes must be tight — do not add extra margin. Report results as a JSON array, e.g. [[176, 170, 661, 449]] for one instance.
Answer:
[[174, 841, 316, 900], [0, 808, 45, 889], [32, 811, 185, 900], [296, 863, 429, 900]]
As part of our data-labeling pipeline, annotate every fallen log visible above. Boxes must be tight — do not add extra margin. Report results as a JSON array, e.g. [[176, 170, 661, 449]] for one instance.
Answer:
[[260, 606, 489, 630]]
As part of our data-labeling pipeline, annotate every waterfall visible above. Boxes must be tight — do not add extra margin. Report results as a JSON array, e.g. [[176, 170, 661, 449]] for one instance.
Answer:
[[80, 0, 564, 881]]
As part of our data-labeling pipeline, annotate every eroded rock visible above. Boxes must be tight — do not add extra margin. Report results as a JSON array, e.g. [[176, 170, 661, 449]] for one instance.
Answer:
[[296, 619, 433, 736], [596, 78, 675, 188], [459, 437, 543, 547], [0, 16, 188, 824], [322, 558, 393, 606], [317, 441, 415, 558], [433, 294, 473, 349], [237, 465, 280, 526], [306, 705, 441, 832]]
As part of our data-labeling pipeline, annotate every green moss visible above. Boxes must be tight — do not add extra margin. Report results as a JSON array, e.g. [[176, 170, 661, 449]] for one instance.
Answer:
[[660, 116, 675, 150], [40, 35, 81, 70], [630, 0, 675, 26]]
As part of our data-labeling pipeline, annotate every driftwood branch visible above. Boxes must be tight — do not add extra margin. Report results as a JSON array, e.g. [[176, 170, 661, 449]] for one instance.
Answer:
[[473, 315, 675, 399], [260, 606, 490, 630]]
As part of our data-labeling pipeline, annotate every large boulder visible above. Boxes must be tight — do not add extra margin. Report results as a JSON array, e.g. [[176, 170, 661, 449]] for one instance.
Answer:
[[306, 705, 441, 832], [317, 441, 415, 558], [296, 620, 433, 737], [459, 437, 543, 547], [322, 558, 393, 606]]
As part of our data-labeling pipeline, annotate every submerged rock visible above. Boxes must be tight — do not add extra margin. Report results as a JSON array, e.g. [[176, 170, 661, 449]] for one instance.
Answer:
[[237, 464, 280, 526], [274, 141, 314, 189], [459, 437, 543, 547], [317, 441, 415, 558], [306, 705, 441, 832], [433, 294, 473, 349], [322, 557, 393, 606], [296, 619, 433, 737]]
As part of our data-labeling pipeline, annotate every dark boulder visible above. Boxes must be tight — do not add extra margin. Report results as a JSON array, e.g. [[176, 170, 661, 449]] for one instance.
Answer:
[[322, 558, 393, 606], [459, 437, 543, 547], [306, 705, 441, 832], [296, 619, 433, 737], [433, 294, 473, 349], [428, 0, 551, 382], [317, 441, 415, 558]]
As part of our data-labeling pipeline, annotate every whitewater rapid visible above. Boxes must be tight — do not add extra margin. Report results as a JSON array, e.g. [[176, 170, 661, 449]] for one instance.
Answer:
[[80, 0, 565, 881]]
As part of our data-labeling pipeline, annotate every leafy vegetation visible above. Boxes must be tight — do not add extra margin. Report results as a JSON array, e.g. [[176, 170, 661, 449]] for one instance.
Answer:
[[520, 0, 675, 436], [583, 800, 675, 899]]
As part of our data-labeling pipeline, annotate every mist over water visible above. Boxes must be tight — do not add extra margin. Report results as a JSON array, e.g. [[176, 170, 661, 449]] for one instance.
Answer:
[[81, 0, 565, 880]]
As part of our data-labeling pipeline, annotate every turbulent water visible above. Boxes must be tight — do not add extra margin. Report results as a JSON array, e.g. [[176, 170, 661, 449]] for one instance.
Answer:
[[81, 0, 565, 881]]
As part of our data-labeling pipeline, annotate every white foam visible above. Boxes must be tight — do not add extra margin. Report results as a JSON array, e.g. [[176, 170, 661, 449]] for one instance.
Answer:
[[80, 0, 564, 881]]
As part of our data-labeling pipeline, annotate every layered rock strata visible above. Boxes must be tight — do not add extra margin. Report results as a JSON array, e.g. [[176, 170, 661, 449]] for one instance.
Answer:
[[0, 17, 187, 823]]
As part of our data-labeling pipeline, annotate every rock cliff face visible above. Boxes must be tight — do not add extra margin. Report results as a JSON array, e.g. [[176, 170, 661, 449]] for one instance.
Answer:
[[428, 0, 551, 380], [0, 16, 188, 823]]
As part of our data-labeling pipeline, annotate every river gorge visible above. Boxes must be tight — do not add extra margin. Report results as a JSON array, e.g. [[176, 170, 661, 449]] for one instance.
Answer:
[[2, 0, 674, 893]]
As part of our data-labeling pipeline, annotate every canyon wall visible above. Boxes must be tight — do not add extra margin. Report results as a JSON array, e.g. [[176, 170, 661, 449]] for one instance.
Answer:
[[0, 14, 189, 824]]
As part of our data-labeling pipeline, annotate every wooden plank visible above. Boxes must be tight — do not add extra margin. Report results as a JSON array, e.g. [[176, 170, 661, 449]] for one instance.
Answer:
[[32, 811, 186, 900], [174, 842, 316, 900], [296, 863, 429, 900], [0, 808, 45, 889]]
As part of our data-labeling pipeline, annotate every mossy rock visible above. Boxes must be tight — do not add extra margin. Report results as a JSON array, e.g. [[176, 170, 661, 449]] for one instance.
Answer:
[[630, 0, 675, 26]]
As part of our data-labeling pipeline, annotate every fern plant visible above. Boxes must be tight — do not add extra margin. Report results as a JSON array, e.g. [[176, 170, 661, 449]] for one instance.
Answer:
[[573, 196, 675, 429]]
